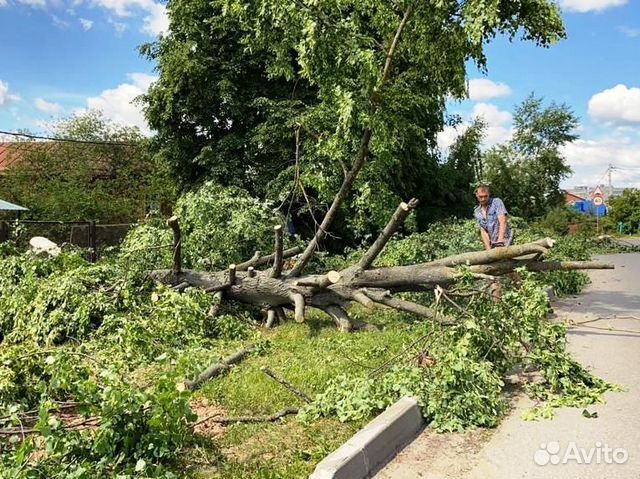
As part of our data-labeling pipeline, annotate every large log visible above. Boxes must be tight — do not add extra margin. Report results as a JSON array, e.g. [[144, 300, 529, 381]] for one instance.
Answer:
[[150, 202, 614, 332]]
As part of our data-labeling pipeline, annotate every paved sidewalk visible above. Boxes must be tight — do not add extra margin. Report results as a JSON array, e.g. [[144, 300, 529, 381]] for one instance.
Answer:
[[375, 253, 640, 479]]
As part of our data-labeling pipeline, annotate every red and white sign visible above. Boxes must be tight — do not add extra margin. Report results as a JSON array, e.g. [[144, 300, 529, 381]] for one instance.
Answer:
[[593, 196, 603, 206]]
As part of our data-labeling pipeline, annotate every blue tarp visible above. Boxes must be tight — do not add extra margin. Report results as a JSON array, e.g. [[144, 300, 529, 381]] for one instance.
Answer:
[[572, 200, 607, 216], [0, 199, 28, 211]]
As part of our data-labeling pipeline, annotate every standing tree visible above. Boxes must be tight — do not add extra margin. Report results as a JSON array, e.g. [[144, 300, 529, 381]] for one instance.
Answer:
[[608, 189, 640, 233], [485, 95, 578, 219], [142, 0, 567, 241], [0, 112, 174, 223], [141, 2, 611, 334]]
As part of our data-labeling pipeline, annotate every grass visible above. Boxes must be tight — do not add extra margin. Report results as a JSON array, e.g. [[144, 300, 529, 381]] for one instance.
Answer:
[[182, 308, 429, 478]]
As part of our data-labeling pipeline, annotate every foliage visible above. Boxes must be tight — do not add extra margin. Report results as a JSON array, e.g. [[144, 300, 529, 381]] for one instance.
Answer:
[[119, 182, 288, 272], [484, 95, 578, 219], [142, 0, 565, 241], [0, 212, 624, 477], [300, 272, 614, 431], [174, 181, 286, 270], [0, 111, 175, 223], [532, 206, 589, 236], [607, 188, 640, 233]]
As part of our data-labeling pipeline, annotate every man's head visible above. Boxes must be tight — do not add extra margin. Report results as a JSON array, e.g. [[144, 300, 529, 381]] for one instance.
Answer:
[[475, 184, 491, 206]]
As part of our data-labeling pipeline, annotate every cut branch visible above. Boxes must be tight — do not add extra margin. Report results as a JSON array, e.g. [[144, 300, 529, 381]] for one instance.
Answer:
[[195, 408, 299, 425], [260, 367, 312, 403], [265, 309, 276, 328], [364, 289, 445, 321], [430, 239, 556, 267], [294, 271, 341, 288], [185, 344, 255, 390], [236, 247, 301, 271], [228, 264, 236, 285], [291, 293, 306, 322], [321, 305, 352, 332], [358, 198, 418, 270], [167, 216, 182, 274], [208, 291, 223, 317], [271, 225, 284, 278]]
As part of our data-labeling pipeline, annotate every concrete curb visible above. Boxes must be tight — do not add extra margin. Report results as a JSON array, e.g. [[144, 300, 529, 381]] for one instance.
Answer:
[[309, 397, 425, 479]]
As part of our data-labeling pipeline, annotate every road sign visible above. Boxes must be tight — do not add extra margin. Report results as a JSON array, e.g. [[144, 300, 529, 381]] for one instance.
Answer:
[[593, 196, 603, 206]]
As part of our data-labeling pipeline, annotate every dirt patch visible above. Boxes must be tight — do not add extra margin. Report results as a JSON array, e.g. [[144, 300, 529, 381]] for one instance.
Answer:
[[376, 427, 495, 479], [191, 397, 227, 439]]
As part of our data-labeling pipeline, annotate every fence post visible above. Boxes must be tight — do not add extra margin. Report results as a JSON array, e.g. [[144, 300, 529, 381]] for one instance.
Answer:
[[89, 220, 97, 262], [0, 221, 8, 243]]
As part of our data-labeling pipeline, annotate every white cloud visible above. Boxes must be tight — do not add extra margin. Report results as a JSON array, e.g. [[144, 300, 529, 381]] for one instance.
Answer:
[[141, 2, 168, 36], [472, 103, 514, 146], [84, 72, 156, 135], [618, 26, 640, 38], [472, 103, 512, 126], [108, 17, 128, 36], [467, 79, 512, 101], [438, 103, 514, 153], [588, 84, 640, 125], [52, 14, 71, 29], [93, 0, 168, 35], [0, 80, 21, 108], [18, 0, 46, 7], [560, 0, 627, 13], [0, 0, 7, 7], [35, 98, 62, 115], [0, 81, 9, 107], [561, 134, 640, 188], [79, 18, 94, 30]]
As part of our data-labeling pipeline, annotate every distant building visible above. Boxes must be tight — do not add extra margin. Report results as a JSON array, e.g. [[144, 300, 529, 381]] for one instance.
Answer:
[[563, 186, 607, 216], [0, 143, 22, 173], [567, 184, 627, 200]]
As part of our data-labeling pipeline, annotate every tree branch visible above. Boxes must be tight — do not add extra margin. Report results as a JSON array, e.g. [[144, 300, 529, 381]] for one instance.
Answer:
[[260, 367, 312, 403], [185, 344, 255, 390], [357, 198, 418, 270], [167, 216, 182, 275], [287, 6, 414, 277], [236, 247, 301, 271], [271, 225, 284, 278]]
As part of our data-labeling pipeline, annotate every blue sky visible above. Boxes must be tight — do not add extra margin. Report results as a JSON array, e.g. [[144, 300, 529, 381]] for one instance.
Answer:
[[1, 0, 639, 188]]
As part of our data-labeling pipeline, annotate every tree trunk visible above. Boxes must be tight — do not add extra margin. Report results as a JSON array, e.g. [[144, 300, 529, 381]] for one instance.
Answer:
[[151, 201, 613, 331]]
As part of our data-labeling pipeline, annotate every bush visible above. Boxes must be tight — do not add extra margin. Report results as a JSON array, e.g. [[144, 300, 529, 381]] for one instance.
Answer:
[[121, 182, 289, 272]]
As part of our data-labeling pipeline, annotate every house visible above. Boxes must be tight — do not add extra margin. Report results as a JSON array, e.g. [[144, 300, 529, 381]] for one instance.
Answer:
[[563, 187, 607, 216], [0, 142, 22, 172]]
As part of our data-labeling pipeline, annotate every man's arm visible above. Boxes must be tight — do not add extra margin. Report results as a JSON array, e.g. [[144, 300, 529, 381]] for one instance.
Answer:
[[480, 227, 492, 250], [494, 198, 509, 246], [497, 214, 507, 245]]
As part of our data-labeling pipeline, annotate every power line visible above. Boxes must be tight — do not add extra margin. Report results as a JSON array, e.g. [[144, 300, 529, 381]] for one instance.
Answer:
[[0, 130, 138, 147]]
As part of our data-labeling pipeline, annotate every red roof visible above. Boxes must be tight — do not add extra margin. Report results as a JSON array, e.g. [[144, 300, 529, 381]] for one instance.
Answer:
[[564, 191, 586, 204], [0, 143, 22, 171]]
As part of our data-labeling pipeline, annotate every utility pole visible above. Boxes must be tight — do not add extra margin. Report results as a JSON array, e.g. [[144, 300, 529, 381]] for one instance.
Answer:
[[608, 163, 614, 198]]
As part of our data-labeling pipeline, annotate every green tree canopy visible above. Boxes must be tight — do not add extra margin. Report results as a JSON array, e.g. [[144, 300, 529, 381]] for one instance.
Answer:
[[484, 95, 578, 219], [608, 189, 640, 233], [0, 111, 174, 223], [142, 0, 566, 242]]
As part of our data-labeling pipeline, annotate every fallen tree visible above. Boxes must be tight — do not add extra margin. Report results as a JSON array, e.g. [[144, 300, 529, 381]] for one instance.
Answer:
[[151, 199, 613, 332]]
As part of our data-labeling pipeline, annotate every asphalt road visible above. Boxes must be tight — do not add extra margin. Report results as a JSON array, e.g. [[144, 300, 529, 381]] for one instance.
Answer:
[[375, 253, 640, 479]]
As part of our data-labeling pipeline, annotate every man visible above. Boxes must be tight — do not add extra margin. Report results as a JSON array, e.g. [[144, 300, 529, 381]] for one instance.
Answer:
[[473, 184, 512, 251], [473, 184, 514, 301]]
